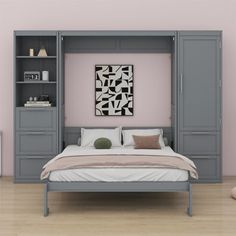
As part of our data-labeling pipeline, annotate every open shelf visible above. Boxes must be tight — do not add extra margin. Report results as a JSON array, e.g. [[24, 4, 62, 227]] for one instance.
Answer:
[[16, 81, 56, 84], [16, 56, 57, 59], [16, 106, 56, 108], [16, 83, 57, 107], [16, 59, 57, 82], [15, 36, 57, 56]]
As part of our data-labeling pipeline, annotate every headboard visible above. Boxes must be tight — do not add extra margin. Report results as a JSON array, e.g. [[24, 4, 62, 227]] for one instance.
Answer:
[[64, 127, 173, 148]]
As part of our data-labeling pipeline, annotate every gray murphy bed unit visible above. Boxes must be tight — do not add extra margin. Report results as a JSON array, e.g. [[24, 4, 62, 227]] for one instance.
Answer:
[[13, 30, 222, 216]]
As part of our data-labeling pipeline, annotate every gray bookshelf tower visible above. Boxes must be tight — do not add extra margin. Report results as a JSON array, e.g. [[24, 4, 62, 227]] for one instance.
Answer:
[[14, 31, 59, 182]]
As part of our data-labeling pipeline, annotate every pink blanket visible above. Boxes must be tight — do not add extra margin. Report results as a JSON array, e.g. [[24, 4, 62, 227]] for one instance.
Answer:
[[41, 155, 198, 180]]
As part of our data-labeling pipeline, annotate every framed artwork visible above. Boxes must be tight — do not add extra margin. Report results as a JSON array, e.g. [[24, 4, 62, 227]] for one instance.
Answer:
[[95, 65, 134, 116]]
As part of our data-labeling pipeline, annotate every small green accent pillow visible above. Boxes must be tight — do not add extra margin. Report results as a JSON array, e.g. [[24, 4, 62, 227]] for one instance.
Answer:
[[94, 137, 112, 149]]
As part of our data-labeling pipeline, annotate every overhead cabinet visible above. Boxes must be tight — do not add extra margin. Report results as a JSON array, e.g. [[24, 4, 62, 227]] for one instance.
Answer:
[[14, 30, 222, 183]]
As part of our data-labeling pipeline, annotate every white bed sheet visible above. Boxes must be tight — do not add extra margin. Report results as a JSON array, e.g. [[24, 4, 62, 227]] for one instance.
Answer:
[[49, 146, 189, 182]]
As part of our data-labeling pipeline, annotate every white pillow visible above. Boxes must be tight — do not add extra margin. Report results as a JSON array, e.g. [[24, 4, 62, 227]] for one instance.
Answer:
[[122, 129, 165, 148], [81, 128, 122, 147]]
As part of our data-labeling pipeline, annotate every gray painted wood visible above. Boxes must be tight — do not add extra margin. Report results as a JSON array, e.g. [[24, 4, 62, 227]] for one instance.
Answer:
[[58, 32, 64, 153], [171, 34, 178, 151], [64, 36, 172, 53], [60, 30, 177, 37], [177, 31, 222, 182], [14, 31, 59, 182], [16, 108, 56, 131], [178, 35, 221, 131], [16, 132, 57, 155], [189, 156, 220, 182], [179, 132, 220, 155], [188, 183, 192, 216], [179, 31, 221, 36], [15, 31, 57, 36], [15, 156, 51, 180], [47, 181, 190, 192]]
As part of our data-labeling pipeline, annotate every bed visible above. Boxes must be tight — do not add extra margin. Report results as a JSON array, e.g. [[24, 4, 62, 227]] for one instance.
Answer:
[[42, 127, 198, 217]]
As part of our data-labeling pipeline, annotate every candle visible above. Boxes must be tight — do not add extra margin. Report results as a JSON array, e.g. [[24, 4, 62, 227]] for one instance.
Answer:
[[29, 48, 34, 56]]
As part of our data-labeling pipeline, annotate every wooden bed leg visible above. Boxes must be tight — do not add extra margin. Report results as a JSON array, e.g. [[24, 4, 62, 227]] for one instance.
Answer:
[[44, 183, 49, 217], [187, 183, 192, 217]]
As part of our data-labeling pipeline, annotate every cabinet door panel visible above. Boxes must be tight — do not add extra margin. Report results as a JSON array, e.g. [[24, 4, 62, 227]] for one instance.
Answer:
[[16, 108, 57, 131], [179, 35, 221, 131], [179, 132, 220, 155], [15, 156, 51, 180], [16, 132, 57, 155], [189, 157, 220, 182]]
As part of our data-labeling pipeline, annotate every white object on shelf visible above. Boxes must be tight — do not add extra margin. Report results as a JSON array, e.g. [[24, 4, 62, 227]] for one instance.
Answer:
[[38, 48, 47, 57], [29, 48, 34, 56], [42, 71, 49, 81]]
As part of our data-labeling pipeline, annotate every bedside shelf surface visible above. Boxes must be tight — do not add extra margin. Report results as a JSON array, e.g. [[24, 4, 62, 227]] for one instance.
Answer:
[[16, 56, 57, 59], [16, 81, 56, 84]]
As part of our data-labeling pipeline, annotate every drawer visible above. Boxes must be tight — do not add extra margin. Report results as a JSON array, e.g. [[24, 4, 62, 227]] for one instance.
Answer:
[[179, 132, 220, 155], [15, 156, 52, 180], [16, 108, 57, 131], [16, 132, 57, 155], [189, 156, 220, 182]]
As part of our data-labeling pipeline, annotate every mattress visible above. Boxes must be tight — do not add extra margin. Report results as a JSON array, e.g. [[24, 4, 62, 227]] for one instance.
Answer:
[[49, 146, 189, 182]]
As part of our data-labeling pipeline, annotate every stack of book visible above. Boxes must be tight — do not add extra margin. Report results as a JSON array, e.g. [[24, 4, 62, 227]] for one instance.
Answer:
[[24, 101, 52, 107]]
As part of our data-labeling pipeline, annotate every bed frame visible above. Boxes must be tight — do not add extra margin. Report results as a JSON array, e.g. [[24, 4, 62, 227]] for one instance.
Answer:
[[43, 127, 193, 217]]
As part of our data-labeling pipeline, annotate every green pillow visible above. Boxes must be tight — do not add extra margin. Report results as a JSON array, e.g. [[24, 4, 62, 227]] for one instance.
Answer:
[[94, 137, 112, 149]]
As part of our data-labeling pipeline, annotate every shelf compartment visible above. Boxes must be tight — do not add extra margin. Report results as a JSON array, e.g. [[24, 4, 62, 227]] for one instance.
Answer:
[[16, 83, 56, 107], [16, 36, 57, 56], [16, 58, 57, 82], [16, 56, 57, 59], [16, 81, 56, 84]]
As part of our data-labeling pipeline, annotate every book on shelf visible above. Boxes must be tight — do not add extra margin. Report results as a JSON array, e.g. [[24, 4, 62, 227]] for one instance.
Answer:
[[26, 101, 50, 104], [24, 103, 52, 107], [24, 101, 52, 107]]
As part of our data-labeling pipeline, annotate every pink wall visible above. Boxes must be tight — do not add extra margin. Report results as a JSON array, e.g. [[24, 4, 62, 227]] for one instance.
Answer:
[[65, 54, 171, 126], [0, 0, 235, 176]]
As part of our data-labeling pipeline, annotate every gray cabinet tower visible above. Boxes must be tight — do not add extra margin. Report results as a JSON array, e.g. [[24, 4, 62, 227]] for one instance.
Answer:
[[177, 31, 222, 182], [14, 31, 59, 182]]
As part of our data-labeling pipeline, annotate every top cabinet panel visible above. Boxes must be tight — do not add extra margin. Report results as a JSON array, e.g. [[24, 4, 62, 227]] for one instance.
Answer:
[[64, 36, 172, 53], [178, 33, 221, 131]]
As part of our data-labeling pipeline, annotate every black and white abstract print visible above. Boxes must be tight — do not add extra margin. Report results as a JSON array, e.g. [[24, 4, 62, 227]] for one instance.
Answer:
[[95, 65, 133, 116]]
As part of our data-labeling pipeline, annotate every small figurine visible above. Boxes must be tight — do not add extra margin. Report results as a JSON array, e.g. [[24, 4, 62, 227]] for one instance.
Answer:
[[38, 46, 48, 57]]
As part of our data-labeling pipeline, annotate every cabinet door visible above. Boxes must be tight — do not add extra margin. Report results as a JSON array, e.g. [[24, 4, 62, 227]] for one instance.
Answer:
[[16, 132, 57, 155], [188, 157, 220, 182], [16, 108, 57, 131], [15, 156, 52, 182], [178, 32, 221, 131], [179, 132, 220, 155]]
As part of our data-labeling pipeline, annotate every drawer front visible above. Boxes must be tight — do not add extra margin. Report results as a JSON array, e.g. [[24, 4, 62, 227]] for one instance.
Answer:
[[16, 108, 57, 131], [15, 156, 52, 180], [16, 132, 57, 155], [190, 156, 220, 181], [179, 132, 220, 155]]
